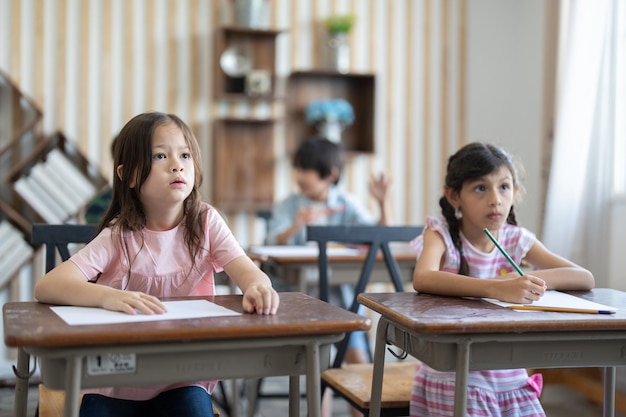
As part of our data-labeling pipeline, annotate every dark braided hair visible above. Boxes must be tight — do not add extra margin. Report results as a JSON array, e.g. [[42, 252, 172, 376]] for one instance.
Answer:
[[440, 142, 521, 276]]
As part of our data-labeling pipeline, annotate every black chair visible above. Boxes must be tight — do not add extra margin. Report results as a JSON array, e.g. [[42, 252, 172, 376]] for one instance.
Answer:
[[32, 223, 98, 272], [307, 224, 423, 417], [28, 224, 98, 417]]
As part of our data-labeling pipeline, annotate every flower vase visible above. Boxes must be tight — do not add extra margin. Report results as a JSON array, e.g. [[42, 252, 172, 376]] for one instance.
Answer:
[[327, 32, 350, 73], [234, 0, 269, 28], [317, 121, 344, 143]]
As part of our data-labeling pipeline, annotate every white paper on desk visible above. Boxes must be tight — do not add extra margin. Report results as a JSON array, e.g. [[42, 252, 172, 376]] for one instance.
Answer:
[[248, 245, 361, 258], [482, 290, 617, 313], [51, 299, 241, 326]]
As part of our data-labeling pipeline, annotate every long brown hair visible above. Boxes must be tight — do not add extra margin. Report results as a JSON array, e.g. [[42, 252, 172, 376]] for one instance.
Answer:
[[98, 112, 206, 278], [440, 142, 522, 275]]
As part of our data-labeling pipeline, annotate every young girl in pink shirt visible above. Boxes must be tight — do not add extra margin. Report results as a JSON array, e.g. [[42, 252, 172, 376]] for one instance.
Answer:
[[410, 142, 594, 417], [35, 112, 279, 417]]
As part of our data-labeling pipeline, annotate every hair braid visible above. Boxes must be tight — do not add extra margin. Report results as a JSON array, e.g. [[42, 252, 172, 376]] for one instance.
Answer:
[[439, 197, 470, 276]]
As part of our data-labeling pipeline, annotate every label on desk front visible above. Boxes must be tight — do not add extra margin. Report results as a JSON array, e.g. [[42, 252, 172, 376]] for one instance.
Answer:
[[87, 353, 136, 375]]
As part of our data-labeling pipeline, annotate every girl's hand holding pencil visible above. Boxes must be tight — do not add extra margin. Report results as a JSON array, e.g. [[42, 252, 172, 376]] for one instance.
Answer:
[[491, 274, 547, 304]]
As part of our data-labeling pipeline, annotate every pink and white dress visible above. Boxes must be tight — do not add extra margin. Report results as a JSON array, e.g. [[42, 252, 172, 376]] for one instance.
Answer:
[[409, 216, 545, 417]]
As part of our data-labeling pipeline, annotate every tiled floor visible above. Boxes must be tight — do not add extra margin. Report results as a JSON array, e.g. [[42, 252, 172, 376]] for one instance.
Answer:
[[1, 376, 624, 417]]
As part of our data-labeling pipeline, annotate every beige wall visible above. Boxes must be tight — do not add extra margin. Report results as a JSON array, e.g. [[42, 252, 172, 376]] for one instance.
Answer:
[[0, 0, 548, 245]]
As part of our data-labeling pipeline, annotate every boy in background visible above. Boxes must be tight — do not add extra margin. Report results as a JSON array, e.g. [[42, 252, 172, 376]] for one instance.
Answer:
[[265, 136, 392, 417]]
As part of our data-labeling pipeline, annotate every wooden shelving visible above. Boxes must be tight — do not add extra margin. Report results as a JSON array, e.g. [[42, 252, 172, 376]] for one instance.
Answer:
[[0, 70, 42, 155], [286, 70, 376, 155], [211, 29, 377, 213], [212, 118, 276, 212], [4, 132, 108, 235], [211, 26, 285, 212], [214, 26, 285, 98]]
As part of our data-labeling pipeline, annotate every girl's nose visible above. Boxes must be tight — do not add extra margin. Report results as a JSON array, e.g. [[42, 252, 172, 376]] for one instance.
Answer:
[[489, 190, 501, 206]]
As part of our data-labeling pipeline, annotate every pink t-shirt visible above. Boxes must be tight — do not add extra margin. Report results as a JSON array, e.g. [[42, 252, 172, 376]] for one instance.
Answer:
[[70, 202, 245, 400]]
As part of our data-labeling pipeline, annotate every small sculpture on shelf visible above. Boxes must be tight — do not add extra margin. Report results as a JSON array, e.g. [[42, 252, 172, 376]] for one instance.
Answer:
[[305, 98, 354, 143]]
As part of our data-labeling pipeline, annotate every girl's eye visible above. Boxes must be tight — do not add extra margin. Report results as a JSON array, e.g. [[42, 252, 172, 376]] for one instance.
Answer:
[[475, 185, 486, 192], [153, 153, 166, 160], [181, 153, 191, 159]]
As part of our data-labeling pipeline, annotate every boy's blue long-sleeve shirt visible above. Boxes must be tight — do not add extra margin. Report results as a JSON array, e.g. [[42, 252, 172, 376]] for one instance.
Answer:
[[265, 185, 375, 246]]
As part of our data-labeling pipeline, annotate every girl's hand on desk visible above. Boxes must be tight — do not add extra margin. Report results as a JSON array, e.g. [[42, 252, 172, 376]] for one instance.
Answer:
[[101, 290, 167, 315], [491, 274, 546, 304], [242, 285, 280, 315]]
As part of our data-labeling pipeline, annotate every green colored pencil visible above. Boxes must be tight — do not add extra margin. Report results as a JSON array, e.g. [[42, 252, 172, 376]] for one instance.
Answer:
[[483, 228, 525, 276]]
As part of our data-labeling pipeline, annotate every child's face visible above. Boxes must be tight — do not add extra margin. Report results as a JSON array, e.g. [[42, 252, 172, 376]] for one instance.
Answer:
[[294, 168, 335, 202], [138, 122, 195, 211], [448, 165, 518, 235]]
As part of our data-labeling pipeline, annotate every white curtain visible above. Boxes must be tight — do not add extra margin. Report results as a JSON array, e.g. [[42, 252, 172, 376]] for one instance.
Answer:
[[542, 0, 617, 286]]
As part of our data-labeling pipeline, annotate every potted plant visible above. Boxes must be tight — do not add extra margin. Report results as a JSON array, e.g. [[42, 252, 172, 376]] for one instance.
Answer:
[[323, 14, 355, 73], [323, 14, 355, 34], [305, 98, 355, 143]]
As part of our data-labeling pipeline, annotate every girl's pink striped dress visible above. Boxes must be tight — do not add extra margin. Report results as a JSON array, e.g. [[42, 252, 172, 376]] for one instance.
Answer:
[[410, 217, 545, 417]]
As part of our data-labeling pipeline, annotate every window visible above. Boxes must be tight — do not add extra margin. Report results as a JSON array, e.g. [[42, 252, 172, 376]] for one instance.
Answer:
[[613, 0, 626, 194]]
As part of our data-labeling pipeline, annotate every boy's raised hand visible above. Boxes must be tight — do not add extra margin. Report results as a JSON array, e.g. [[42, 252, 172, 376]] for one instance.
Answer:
[[369, 173, 391, 204]]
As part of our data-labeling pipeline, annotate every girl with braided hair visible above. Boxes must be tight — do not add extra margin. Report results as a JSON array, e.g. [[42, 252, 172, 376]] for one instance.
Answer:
[[409, 142, 594, 417]]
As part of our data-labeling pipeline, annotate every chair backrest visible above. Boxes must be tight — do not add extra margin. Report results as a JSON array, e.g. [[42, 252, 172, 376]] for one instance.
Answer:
[[31, 223, 98, 272], [306, 224, 423, 367]]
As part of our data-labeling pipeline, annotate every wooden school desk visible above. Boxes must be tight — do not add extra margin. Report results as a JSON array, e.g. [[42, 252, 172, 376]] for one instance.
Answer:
[[248, 244, 417, 293], [3, 292, 371, 417], [358, 288, 626, 417]]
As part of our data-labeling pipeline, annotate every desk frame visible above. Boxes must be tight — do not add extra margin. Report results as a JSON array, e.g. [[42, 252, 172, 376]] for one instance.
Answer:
[[359, 290, 626, 417]]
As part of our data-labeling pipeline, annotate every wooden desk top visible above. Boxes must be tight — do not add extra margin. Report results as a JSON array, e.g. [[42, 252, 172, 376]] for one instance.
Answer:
[[358, 288, 626, 335], [4, 292, 371, 349]]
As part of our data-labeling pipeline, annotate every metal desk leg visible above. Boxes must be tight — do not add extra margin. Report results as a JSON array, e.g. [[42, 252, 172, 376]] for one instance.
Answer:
[[454, 340, 471, 417], [369, 318, 391, 417], [64, 356, 82, 417], [230, 379, 240, 417], [306, 343, 321, 417], [604, 366, 616, 417], [13, 348, 30, 417], [289, 375, 300, 417]]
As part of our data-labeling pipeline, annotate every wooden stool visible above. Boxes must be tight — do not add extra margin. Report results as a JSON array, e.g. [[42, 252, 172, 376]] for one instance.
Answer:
[[321, 362, 415, 415], [38, 385, 221, 417]]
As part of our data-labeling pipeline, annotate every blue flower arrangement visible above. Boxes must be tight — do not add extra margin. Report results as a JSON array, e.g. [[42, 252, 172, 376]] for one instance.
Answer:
[[305, 99, 355, 127]]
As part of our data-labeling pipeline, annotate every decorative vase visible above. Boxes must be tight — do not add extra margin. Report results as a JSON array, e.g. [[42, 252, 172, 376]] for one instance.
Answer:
[[234, 0, 269, 29], [327, 32, 350, 73], [317, 120, 344, 143]]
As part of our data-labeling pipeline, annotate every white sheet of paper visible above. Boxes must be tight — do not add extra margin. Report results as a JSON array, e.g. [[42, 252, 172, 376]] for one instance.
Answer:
[[483, 290, 617, 312], [248, 245, 361, 258], [51, 299, 241, 326]]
